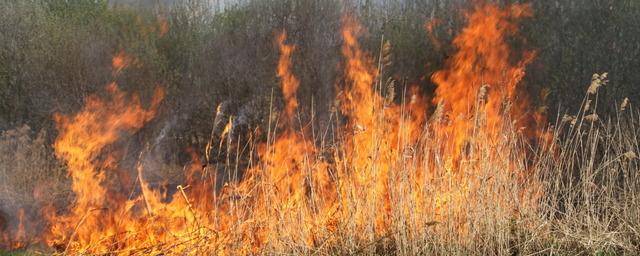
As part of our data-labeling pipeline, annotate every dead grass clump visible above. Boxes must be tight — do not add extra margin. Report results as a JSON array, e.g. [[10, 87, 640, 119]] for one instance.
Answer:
[[535, 74, 640, 254], [0, 125, 69, 247]]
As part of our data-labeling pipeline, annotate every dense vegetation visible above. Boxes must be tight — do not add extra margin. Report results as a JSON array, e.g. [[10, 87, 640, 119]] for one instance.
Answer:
[[1, 0, 638, 137]]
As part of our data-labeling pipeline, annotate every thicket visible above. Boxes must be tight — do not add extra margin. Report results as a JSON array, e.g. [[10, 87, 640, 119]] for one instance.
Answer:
[[1, 0, 638, 140]]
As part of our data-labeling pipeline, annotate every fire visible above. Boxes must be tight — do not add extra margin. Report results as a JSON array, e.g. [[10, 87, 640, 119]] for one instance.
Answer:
[[233, 29, 336, 250], [157, 15, 169, 37], [425, 18, 443, 50], [425, 3, 541, 236], [276, 31, 300, 122], [44, 82, 165, 252], [1, 2, 544, 254], [337, 16, 428, 237], [431, 3, 536, 161], [111, 51, 133, 73], [0, 209, 25, 250]]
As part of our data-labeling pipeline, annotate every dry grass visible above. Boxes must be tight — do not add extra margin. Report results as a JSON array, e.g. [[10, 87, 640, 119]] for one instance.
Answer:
[[535, 74, 640, 254], [1, 78, 638, 255], [0, 126, 69, 216], [0, 126, 69, 250], [191, 73, 638, 255]]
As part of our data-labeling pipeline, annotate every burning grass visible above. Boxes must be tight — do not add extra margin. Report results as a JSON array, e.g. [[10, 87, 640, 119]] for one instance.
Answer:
[[1, 2, 639, 255]]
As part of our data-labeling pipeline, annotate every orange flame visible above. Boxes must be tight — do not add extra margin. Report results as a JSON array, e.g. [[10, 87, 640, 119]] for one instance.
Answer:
[[431, 3, 536, 161], [157, 15, 169, 37], [276, 31, 300, 123], [44, 82, 164, 251], [111, 51, 133, 73], [0, 2, 545, 254], [425, 18, 443, 50], [337, 16, 429, 236], [0, 209, 26, 249]]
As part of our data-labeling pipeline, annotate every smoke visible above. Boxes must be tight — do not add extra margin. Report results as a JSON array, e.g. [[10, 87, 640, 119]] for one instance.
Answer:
[[0, 125, 63, 248]]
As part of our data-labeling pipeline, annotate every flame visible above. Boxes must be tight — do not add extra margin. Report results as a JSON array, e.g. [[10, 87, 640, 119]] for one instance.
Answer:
[[431, 3, 536, 161], [112, 51, 133, 73], [425, 18, 443, 50], [157, 15, 169, 37], [44, 82, 165, 252], [236, 28, 336, 250], [1, 2, 545, 254], [276, 31, 300, 122], [217, 116, 233, 153], [0, 209, 26, 250], [425, 2, 541, 235], [14, 209, 25, 249], [331, 16, 438, 241]]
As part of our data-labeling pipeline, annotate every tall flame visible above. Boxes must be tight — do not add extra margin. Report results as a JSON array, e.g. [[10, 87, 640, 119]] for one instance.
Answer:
[[431, 3, 536, 161], [337, 16, 430, 239], [276, 31, 300, 122], [1, 2, 544, 254], [44, 82, 164, 251]]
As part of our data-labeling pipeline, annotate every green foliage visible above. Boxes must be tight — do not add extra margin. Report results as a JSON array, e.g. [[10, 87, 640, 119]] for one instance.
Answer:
[[0, 0, 638, 145], [524, 0, 640, 116], [0, 250, 30, 256], [45, 0, 109, 23]]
